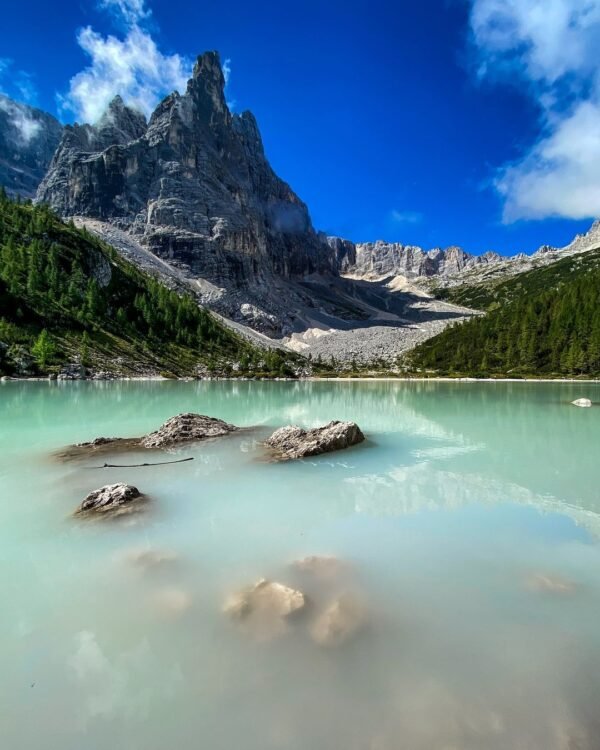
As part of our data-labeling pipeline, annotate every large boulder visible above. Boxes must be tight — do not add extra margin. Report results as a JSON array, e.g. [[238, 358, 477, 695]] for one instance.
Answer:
[[265, 420, 365, 460], [310, 594, 367, 647], [141, 413, 237, 448], [572, 398, 592, 408], [75, 483, 145, 517]]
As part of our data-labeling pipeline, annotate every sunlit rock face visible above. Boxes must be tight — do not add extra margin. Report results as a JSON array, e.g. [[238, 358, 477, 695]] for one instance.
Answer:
[[36, 52, 335, 293], [0, 94, 63, 197]]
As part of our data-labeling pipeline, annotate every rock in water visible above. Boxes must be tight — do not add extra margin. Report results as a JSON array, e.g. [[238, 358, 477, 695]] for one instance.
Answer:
[[151, 587, 192, 619], [525, 573, 577, 595], [310, 594, 367, 647], [224, 579, 306, 621], [265, 420, 365, 460], [75, 483, 145, 516], [123, 547, 178, 571], [571, 398, 592, 408], [141, 413, 237, 448], [291, 555, 346, 579]]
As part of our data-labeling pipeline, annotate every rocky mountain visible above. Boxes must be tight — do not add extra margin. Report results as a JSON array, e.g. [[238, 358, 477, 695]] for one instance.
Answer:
[[37, 52, 334, 298], [0, 94, 63, 197], [333, 219, 600, 291], [2, 50, 597, 366]]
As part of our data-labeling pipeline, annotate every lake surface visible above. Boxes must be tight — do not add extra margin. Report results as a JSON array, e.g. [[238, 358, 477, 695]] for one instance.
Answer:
[[1, 380, 600, 750]]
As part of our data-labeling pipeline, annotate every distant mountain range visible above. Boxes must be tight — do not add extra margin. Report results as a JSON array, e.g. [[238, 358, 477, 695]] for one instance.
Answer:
[[1, 51, 599, 369]]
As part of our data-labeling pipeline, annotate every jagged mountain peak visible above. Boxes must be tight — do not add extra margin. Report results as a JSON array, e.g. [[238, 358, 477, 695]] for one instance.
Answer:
[[35, 49, 333, 327], [95, 95, 147, 144]]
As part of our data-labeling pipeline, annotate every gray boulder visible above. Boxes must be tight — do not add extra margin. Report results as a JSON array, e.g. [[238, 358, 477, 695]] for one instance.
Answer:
[[141, 412, 237, 448], [75, 483, 145, 516], [265, 420, 365, 460]]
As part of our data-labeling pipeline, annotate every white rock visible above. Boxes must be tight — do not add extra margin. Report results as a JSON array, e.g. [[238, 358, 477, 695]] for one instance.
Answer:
[[571, 398, 592, 408]]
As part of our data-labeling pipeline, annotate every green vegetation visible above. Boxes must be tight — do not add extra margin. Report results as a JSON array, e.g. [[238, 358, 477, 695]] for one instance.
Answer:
[[0, 191, 298, 378], [406, 248, 600, 377], [432, 246, 600, 312]]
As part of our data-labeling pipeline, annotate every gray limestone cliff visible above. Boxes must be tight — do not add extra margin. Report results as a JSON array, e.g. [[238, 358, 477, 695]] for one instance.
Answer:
[[36, 52, 334, 295]]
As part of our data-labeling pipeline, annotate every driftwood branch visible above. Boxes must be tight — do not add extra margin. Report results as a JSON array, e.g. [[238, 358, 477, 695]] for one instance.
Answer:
[[87, 457, 194, 468]]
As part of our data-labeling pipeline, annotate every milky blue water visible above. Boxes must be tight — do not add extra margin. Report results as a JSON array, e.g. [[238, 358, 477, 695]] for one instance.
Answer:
[[1, 380, 600, 749]]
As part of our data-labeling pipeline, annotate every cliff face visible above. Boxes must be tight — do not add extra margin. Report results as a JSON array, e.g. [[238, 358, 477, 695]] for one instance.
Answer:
[[0, 95, 63, 197], [336, 239, 503, 280], [36, 52, 333, 290]]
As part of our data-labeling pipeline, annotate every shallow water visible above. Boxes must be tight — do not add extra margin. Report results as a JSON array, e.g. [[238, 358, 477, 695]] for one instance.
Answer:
[[1, 380, 600, 750]]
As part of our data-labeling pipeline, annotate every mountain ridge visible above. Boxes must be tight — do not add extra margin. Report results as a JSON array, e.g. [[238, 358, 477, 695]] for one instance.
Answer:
[[1, 52, 599, 366]]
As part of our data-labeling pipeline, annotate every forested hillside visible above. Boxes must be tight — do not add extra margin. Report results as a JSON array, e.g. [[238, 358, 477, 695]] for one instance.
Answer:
[[0, 191, 295, 377], [407, 248, 600, 377], [432, 245, 600, 311]]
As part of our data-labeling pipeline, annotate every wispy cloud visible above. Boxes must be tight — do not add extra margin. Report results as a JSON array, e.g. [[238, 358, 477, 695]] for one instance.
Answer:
[[98, 0, 151, 26], [390, 209, 423, 224], [0, 59, 41, 143], [469, 0, 600, 222], [0, 97, 41, 144], [60, 0, 192, 123]]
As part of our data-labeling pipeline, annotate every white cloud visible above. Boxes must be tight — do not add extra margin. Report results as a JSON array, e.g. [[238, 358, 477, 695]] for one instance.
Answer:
[[0, 96, 41, 144], [222, 57, 232, 85], [61, 0, 191, 123], [0, 60, 41, 144], [390, 209, 423, 224], [98, 0, 151, 26], [470, 0, 600, 221]]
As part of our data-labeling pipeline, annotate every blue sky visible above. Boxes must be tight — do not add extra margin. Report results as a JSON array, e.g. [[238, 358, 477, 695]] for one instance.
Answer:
[[1, 0, 599, 255]]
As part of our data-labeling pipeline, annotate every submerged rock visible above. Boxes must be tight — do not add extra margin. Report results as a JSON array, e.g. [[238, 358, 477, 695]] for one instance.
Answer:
[[140, 413, 237, 448], [151, 587, 192, 619], [265, 420, 365, 460], [525, 572, 577, 595], [310, 594, 367, 647], [571, 398, 592, 408], [75, 483, 145, 517], [291, 555, 346, 579], [224, 579, 306, 639], [123, 547, 178, 571]]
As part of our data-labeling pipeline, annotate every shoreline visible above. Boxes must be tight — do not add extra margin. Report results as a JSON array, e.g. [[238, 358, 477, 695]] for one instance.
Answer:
[[2, 375, 600, 384]]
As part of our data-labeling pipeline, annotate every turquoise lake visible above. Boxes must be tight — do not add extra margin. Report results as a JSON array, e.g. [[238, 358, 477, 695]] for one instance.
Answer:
[[1, 380, 600, 749]]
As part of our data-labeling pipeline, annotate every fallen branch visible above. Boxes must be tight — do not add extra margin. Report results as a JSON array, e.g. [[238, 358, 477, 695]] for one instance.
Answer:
[[88, 457, 194, 468]]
